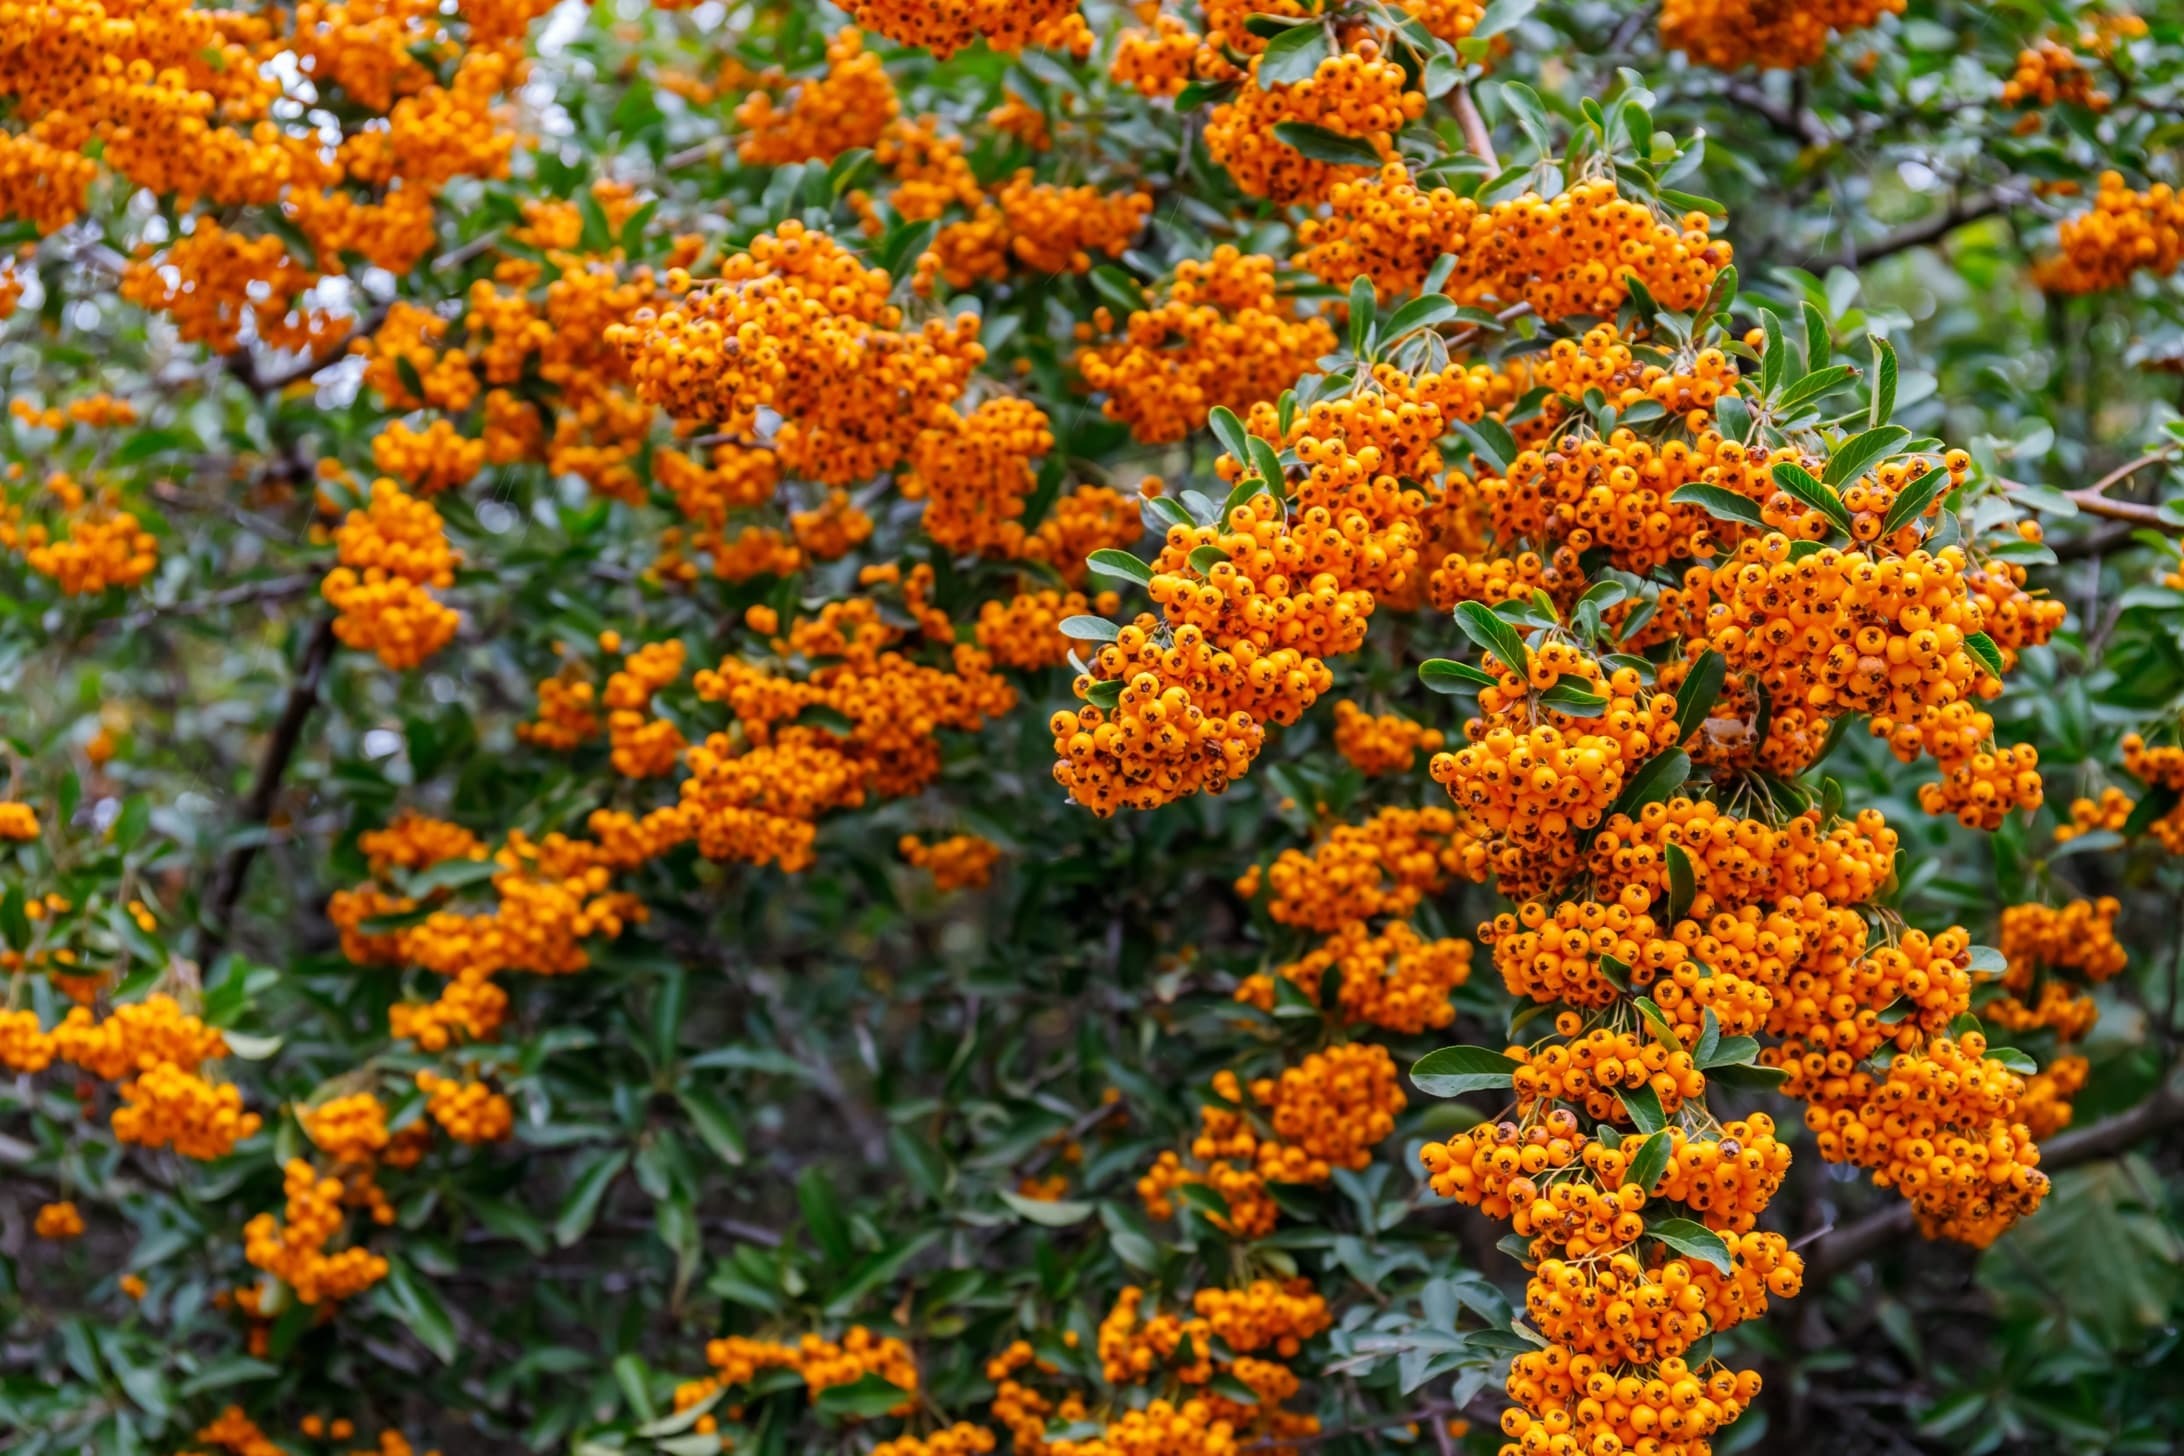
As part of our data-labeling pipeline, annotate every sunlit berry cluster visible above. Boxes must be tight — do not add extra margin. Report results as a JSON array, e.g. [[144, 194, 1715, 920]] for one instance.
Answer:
[[321, 479, 462, 670], [1659, 0, 1906, 71], [2034, 171, 2184, 293], [1074, 248, 1338, 445]]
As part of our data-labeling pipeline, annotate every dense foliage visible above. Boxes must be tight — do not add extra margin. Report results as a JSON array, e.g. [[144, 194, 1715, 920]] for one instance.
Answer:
[[6, 2, 2184, 1455]]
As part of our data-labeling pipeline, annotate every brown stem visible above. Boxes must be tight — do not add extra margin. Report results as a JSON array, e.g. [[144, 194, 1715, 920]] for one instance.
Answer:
[[1454, 85, 1499, 173], [191, 615, 340, 970]]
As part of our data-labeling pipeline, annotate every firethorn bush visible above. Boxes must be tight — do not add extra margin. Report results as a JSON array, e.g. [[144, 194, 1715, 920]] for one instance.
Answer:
[[9, 2, 2184, 1455]]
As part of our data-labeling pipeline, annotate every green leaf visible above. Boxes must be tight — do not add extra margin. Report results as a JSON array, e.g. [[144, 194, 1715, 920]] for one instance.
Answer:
[[1207, 405, 1251, 462], [1823, 425, 1911, 488], [1771, 462, 1853, 535], [1188, 545, 1228, 576], [1348, 273, 1377, 356], [1669, 484, 1765, 530], [1878, 470, 1946, 538], [406, 855, 499, 896], [1606, 748, 1689, 819], [1246, 435, 1285, 493], [2123, 785, 2182, 837], [1964, 632, 2004, 681], [1451, 419, 1515, 476], [1257, 21, 1333, 87], [1672, 650, 1726, 743], [379, 1260, 459, 1363], [1271, 121, 1382, 168], [177, 1356, 278, 1398], [1664, 842, 1697, 922], [1623, 1130, 1671, 1193], [815, 1372, 910, 1419], [1965, 944, 2008, 974], [1087, 549, 1153, 587], [1221, 474, 1274, 524], [1868, 334, 1898, 427], [1088, 264, 1147, 316], [1420, 657, 1498, 693], [1380, 294, 1459, 345], [1986, 1046, 2037, 1075], [1540, 679, 1609, 716], [1453, 600, 1529, 676], [1411, 1045, 1521, 1098], [1059, 615, 1119, 642], [1801, 300, 1831, 373], [1621, 1084, 1667, 1135], [1705, 1061, 1792, 1092], [679, 1088, 747, 1167], [1759, 309, 1790, 397], [1698, 1035, 1760, 1069], [798, 1165, 852, 1266], [1775, 364, 1859, 416], [555, 1149, 629, 1248], [1647, 1217, 1733, 1275], [999, 1190, 1096, 1226]]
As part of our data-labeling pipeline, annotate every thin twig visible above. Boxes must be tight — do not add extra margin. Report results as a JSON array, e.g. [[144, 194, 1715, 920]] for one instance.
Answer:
[[1790, 188, 2017, 273], [1453, 85, 1499, 173], [191, 615, 340, 970]]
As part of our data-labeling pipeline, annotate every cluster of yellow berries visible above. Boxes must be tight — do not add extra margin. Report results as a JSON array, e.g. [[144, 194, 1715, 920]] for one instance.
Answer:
[[899, 833, 1002, 890], [1999, 38, 2113, 114], [2, 994, 264, 1158], [1807, 1031, 2049, 1246], [974, 587, 1121, 670], [1238, 917, 1474, 1033], [1332, 699, 1445, 774], [2035, 172, 2184, 293], [1, 471, 160, 597], [1236, 803, 1475, 931], [673, 1326, 919, 1426], [842, 0, 1084, 58], [1659, 0, 1906, 71], [416, 1071, 515, 1142], [1985, 897, 2126, 1066], [1075, 248, 1338, 445], [1430, 643, 1683, 897], [243, 1158, 391, 1305], [0, 799, 38, 840], [35, 1199, 85, 1239], [321, 479, 461, 670], [1206, 48, 1424, 204], [1141, 1044, 1405, 1237], [733, 27, 897, 165], [611, 222, 984, 487]]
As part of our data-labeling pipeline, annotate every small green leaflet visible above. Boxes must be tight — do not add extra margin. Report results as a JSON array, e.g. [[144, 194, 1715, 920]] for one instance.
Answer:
[[1621, 1083, 1667, 1134], [1868, 334, 1898, 427], [1878, 471, 1946, 538], [1605, 748, 1689, 818], [1088, 549, 1152, 587], [1453, 600, 1530, 675], [1672, 650, 1725, 743], [1822, 425, 1911, 488], [1272, 121, 1382, 167], [1647, 1217, 1733, 1275], [1965, 632, 2005, 680], [1670, 484, 1765, 530], [1771, 462, 1854, 535], [1664, 841, 1697, 922], [1256, 21, 1333, 86], [1411, 1045, 1521, 1097], [1421, 658, 1498, 693], [1623, 1129, 1671, 1193], [1059, 616, 1119, 641]]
